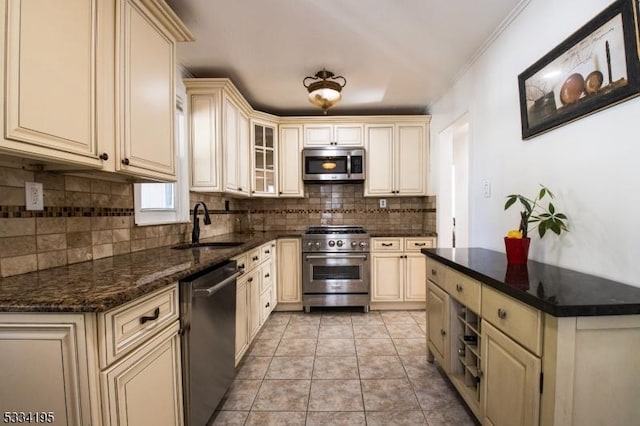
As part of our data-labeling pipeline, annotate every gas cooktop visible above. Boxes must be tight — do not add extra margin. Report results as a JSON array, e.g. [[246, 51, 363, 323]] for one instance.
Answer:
[[305, 226, 367, 235]]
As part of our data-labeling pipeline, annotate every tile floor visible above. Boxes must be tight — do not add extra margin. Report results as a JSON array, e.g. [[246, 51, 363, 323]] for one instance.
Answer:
[[212, 309, 478, 426]]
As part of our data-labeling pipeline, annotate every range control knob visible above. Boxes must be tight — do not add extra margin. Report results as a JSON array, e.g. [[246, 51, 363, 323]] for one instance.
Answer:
[[314, 241, 321, 248], [359, 241, 367, 248], [336, 240, 344, 247], [351, 241, 357, 248], [307, 242, 314, 248], [328, 240, 336, 247]]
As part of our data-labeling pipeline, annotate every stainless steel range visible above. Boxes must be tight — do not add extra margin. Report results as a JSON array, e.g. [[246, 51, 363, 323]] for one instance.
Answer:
[[302, 225, 370, 312]]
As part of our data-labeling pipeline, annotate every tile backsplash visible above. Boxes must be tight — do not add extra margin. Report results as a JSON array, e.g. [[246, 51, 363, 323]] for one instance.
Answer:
[[0, 165, 435, 277]]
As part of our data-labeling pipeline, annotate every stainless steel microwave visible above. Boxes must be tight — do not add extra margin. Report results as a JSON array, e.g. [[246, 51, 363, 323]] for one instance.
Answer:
[[302, 148, 365, 182]]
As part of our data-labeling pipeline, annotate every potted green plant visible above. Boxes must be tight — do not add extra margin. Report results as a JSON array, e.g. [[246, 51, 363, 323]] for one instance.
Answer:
[[503, 185, 568, 264]]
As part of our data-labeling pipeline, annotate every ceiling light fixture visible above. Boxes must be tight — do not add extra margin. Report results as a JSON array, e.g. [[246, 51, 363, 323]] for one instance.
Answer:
[[303, 68, 346, 114]]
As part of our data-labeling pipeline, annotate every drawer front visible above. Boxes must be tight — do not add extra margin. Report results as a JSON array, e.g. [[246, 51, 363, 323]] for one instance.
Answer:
[[482, 285, 543, 356], [371, 237, 403, 252], [247, 247, 262, 271], [260, 241, 275, 262], [99, 284, 179, 368], [404, 237, 435, 252], [426, 258, 447, 287], [260, 260, 274, 293], [233, 252, 249, 275], [446, 269, 481, 314]]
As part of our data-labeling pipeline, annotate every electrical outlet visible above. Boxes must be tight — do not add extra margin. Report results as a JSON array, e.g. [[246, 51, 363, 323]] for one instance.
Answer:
[[25, 182, 44, 211], [379, 199, 387, 208], [483, 180, 491, 198]]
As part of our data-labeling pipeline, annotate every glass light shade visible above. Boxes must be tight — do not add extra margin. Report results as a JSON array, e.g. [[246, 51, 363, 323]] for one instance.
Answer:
[[308, 88, 342, 109]]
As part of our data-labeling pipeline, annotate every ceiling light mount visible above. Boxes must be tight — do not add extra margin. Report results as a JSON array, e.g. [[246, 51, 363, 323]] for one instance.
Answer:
[[303, 68, 346, 114]]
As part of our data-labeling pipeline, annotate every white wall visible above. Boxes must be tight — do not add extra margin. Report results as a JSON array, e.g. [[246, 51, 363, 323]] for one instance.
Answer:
[[430, 0, 640, 287]]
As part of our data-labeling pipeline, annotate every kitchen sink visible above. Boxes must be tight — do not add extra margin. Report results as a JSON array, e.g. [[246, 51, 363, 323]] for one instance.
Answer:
[[171, 241, 245, 250]]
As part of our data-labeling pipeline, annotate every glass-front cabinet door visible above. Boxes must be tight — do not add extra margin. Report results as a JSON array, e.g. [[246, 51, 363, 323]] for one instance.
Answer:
[[251, 119, 277, 196]]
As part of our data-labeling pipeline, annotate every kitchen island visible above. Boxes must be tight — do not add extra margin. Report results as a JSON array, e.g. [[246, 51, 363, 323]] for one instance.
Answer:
[[422, 247, 640, 426]]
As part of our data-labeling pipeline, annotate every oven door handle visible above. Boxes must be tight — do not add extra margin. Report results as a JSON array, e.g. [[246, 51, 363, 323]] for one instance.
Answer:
[[304, 254, 368, 260], [347, 152, 352, 177]]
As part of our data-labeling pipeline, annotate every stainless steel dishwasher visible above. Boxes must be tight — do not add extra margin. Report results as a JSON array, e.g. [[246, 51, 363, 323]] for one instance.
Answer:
[[180, 259, 239, 426]]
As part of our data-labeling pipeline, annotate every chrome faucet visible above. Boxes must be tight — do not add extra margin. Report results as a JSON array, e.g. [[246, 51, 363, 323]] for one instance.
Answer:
[[192, 201, 211, 244]]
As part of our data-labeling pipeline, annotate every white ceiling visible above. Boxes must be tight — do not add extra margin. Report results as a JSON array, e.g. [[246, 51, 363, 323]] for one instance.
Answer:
[[166, 0, 525, 116]]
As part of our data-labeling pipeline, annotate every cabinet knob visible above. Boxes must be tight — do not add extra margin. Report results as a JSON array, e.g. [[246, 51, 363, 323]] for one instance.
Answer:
[[238, 187, 243, 191], [497, 308, 507, 319], [456, 284, 463, 292], [99, 152, 109, 161], [121, 158, 130, 165], [431, 269, 437, 276], [265, 273, 270, 278], [265, 302, 270, 308], [279, 191, 283, 194], [248, 277, 253, 283], [440, 329, 446, 336], [252, 256, 259, 261]]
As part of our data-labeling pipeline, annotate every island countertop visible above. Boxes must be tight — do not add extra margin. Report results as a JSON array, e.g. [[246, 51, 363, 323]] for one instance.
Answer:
[[0, 232, 301, 313], [422, 247, 640, 317]]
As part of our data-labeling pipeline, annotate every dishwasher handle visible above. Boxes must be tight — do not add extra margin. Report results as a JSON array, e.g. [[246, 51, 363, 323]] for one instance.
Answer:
[[193, 271, 241, 297]]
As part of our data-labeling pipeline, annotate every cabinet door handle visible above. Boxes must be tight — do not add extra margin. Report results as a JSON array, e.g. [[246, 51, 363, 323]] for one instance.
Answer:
[[414, 242, 426, 246], [252, 256, 259, 261], [121, 158, 130, 165], [440, 329, 446, 336], [265, 250, 270, 254], [498, 308, 507, 319], [264, 273, 270, 278], [265, 302, 270, 308], [381, 243, 393, 247], [99, 152, 109, 161], [456, 284, 463, 292], [140, 307, 160, 324]]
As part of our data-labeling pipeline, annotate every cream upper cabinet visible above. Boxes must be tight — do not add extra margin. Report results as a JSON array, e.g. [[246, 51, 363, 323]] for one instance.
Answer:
[[2, 0, 105, 168], [251, 117, 278, 197], [188, 90, 222, 191], [278, 125, 304, 197], [303, 123, 363, 147], [365, 122, 428, 196], [115, 0, 177, 180], [1, 0, 192, 181], [276, 238, 302, 307], [223, 94, 251, 196]]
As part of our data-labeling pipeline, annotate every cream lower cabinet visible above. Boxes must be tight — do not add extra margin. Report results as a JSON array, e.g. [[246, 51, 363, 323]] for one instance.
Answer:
[[0, 283, 183, 426], [1, 0, 192, 181], [275, 238, 302, 310], [371, 237, 435, 307], [426, 280, 449, 372], [234, 241, 277, 365], [0, 313, 99, 425]]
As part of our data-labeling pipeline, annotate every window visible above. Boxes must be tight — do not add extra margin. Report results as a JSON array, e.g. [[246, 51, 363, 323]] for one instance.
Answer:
[[134, 96, 189, 226]]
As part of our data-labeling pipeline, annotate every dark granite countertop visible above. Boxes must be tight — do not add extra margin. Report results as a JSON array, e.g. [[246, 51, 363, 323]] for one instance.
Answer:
[[370, 231, 437, 238], [422, 248, 640, 317], [0, 232, 301, 313]]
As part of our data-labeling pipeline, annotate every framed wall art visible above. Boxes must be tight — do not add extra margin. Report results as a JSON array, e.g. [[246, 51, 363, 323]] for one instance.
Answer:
[[518, 0, 640, 139]]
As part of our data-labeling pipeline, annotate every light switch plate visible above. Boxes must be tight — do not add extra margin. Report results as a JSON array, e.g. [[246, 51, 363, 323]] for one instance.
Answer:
[[25, 182, 44, 210], [482, 180, 491, 198]]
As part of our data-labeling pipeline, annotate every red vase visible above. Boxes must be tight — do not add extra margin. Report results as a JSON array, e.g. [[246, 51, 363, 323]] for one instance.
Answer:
[[504, 237, 531, 265]]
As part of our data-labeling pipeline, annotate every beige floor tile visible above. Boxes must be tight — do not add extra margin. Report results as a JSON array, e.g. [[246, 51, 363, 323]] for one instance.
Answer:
[[318, 324, 354, 339], [220, 380, 261, 411], [351, 312, 384, 325], [381, 311, 418, 324], [252, 379, 310, 411], [366, 410, 428, 425], [393, 338, 427, 356], [308, 379, 364, 411], [315, 338, 356, 356], [275, 338, 317, 356], [361, 378, 421, 411], [423, 404, 478, 426], [211, 410, 249, 425], [282, 324, 319, 340], [305, 411, 366, 425], [244, 411, 307, 426], [385, 323, 426, 338], [358, 355, 407, 379], [312, 356, 359, 379], [248, 338, 280, 357], [265, 356, 314, 379], [352, 324, 390, 339], [235, 356, 272, 380], [355, 338, 397, 356], [320, 314, 353, 326]]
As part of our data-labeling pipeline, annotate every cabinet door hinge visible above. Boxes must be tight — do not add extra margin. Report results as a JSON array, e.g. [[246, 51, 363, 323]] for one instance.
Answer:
[[539, 372, 544, 394]]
